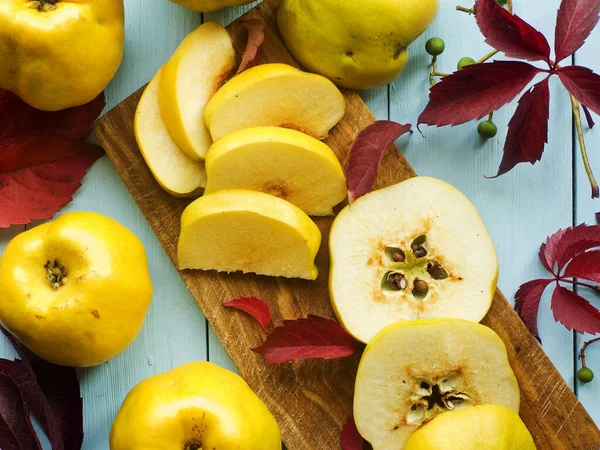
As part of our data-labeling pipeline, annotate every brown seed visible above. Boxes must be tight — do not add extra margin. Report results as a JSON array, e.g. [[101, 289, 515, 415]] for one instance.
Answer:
[[427, 262, 448, 280], [413, 279, 428, 293], [392, 250, 405, 262], [412, 244, 427, 258], [389, 273, 407, 290]]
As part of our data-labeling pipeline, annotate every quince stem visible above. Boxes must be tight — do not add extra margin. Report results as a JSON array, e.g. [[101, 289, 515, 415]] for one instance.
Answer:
[[580, 337, 600, 369], [570, 94, 599, 198]]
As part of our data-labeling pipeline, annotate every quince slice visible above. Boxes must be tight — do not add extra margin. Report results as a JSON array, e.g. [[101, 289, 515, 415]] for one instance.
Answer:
[[178, 189, 321, 279], [329, 176, 498, 343], [204, 126, 347, 215], [135, 67, 206, 197], [203, 63, 346, 141], [404, 404, 536, 450], [354, 319, 520, 450], [159, 22, 236, 160]]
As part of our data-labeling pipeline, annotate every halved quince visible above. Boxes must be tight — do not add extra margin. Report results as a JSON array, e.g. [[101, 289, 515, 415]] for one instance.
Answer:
[[329, 176, 498, 343], [177, 189, 321, 279], [404, 404, 535, 450], [354, 319, 520, 450], [204, 126, 347, 215], [135, 67, 206, 197], [159, 22, 235, 160], [203, 63, 346, 141]]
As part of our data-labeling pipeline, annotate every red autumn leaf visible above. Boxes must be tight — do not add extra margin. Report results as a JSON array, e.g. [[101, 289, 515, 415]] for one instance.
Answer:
[[555, 223, 600, 270], [495, 77, 550, 176], [0, 364, 42, 450], [514, 279, 553, 341], [539, 228, 568, 274], [563, 250, 600, 283], [252, 314, 359, 364], [474, 0, 551, 62], [237, 19, 265, 74], [2, 328, 82, 450], [224, 297, 271, 332], [558, 66, 600, 116], [551, 285, 600, 334], [345, 121, 412, 202], [418, 61, 543, 127], [554, 0, 600, 63], [341, 415, 368, 450]]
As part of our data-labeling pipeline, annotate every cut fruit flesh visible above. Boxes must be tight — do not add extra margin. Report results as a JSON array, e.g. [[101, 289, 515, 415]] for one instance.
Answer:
[[404, 404, 535, 450], [354, 319, 520, 450], [329, 176, 498, 343], [159, 22, 236, 160], [177, 189, 321, 280], [135, 67, 207, 197], [203, 63, 346, 141], [204, 126, 347, 215]]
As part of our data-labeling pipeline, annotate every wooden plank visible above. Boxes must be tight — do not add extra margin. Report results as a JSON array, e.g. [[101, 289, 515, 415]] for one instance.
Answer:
[[93, 0, 600, 448]]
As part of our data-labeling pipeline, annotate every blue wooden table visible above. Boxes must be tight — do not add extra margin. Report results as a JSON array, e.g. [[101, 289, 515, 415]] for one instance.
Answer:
[[1, 0, 599, 447]]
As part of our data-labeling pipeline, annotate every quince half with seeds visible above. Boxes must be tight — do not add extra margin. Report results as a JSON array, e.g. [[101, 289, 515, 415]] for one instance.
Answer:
[[204, 63, 346, 141], [329, 176, 498, 343], [354, 319, 520, 450], [205, 126, 346, 215], [177, 189, 321, 280]]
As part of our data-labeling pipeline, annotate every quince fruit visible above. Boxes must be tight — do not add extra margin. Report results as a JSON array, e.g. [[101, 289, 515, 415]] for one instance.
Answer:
[[329, 176, 498, 343], [405, 404, 536, 450], [0, 212, 153, 367], [110, 361, 281, 450], [159, 22, 236, 160], [354, 319, 520, 450], [204, 63, 345, 141], [0, 0, 124, 111], [277, 0, 439, 90], [205, 126, 346, 215], [178, 189, 321, 279], [136, 67, 207, 197], [168, 0, 254, 13]]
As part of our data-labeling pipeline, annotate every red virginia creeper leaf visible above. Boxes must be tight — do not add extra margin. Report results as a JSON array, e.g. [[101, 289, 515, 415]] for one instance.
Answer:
[[418, 61, 542, 127], [2, 328, 82, 450], [583, 104, 596, 129], [0, 363, 42, 450], [0, 136, 103, 228], [0, 89, 105, 143], [551, 285, 600, 334], [474, 0, 551, 62], [558, 66, 600, 116], [555, 224, 600, 270], [237, 19, 265, 74], [252, 315, 359, 364], [514, 279, 553, 341], [563, 250, 600, 283], [495, 77, 550, 176], [341, 415, 367, 450], [345, 121, 412, 202], [224, 297, 271, 332], [555, 0, 600, 63], [539, 228, 568, 274]]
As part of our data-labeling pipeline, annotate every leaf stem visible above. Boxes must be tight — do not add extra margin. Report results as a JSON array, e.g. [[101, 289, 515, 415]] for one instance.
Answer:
[[580, 337, 600, 368], [456, 5, 475, 14], [570, 94, 600, 198], [508, 0, 513, 13], [478, 49, 499, 64], [561, 278, 600, 292]]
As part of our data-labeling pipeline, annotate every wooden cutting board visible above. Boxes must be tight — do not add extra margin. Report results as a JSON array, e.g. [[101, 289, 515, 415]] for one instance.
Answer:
[[93, 0, 600, 448]]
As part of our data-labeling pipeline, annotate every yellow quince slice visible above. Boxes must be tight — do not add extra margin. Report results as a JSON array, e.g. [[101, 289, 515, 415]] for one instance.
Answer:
[[204, 126, 347, 215], [159, 22, 236, 160], [177, 189, 321, 279], [203, 63, 346, 141], [404, 404, 536, 450], [135, 67, 206, 197]]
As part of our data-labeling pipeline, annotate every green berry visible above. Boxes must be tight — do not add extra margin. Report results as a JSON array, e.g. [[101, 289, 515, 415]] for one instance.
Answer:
[[496, 0, 508, 5], [425, 38, 445, 56], [477, 121, 498, 139], [577, 367, 594, 383], [457, 57, 476, 70]]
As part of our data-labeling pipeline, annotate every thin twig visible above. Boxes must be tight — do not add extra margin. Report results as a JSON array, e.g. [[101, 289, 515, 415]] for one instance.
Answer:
[[570, 94, 600, 198], [456, 5, 475, 14], [507, 0, 513, 13], [429, 56, 450, 86], [478, 49, 499, 64], [580, 337, 600, 368]]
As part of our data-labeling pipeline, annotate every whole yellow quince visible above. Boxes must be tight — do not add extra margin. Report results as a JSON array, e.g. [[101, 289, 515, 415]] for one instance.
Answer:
[[168, 0, 253, 13], [0, 0, 124, 111], [277, 0, 439, 90], [0, 212, 153, 367], [110, 361, 282, 450]]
